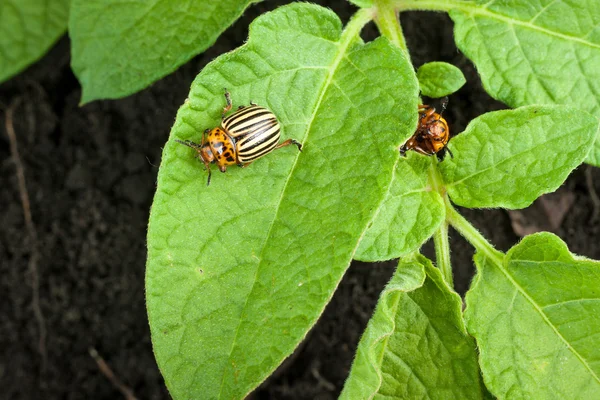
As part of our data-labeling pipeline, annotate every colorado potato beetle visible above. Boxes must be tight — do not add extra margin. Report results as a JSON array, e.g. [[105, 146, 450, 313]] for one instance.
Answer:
[[400, 97, 453, 158], [176, 90, 302, 185]]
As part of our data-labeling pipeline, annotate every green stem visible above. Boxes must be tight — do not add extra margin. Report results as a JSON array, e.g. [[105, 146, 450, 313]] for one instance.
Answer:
[[342, 8, 373, 36], [427, 159, 453, 286], [395, 0, 465, 12], [345, 7, 377, 39], [373, 1, 409, 55], [444, 197, 504, 264], [433, 221, 453, 287]]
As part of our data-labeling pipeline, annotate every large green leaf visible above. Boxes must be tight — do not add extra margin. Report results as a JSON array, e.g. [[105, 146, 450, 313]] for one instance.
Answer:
[[0, 0, 69, 83], [465, 233, 600, 399], [70, 0, 259, 103], [341, 254, 485, 399], [146, 4, 419, 399], [439, 105, 598, 209], [450, 0, 600, 165], [356, 153, 444, 262]]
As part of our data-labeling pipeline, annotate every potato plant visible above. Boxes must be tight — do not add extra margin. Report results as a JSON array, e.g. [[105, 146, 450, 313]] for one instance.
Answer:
[[3, 0, 599, 399]]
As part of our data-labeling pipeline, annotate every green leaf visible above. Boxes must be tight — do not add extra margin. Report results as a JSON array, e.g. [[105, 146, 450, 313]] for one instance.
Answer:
[[449, 0, 600, 165], [417, 61, 466, 98], [439, 105, 599, 209], [146, 4, 419, 399], [356, 153, 444, 262], [69, 0, 259, 103], [0, 0, 69, 83], [341, 254, 485, 399], [465, 233, 600, 399]]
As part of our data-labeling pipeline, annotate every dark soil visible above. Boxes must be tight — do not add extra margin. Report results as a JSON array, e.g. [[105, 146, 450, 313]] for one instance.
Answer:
[[1, 2, 599, 399]]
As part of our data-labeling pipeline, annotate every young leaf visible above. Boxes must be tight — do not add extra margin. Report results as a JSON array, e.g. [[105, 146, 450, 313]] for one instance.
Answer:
[[70, 0, 260, 103], [450, 1, 600, 165], [465, 233, 600, 399], [341, 254, 485, 399], [356, 153, 444, 262], [439, 105, 599, 209], [146, 4, 419, 400], [0, 0, 69, 83], [417, 61, 466, 98]]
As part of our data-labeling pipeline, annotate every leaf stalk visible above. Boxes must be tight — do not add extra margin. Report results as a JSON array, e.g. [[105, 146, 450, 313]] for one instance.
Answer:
[[345, 7, 376, 41], [372, 1, 409, 56], [427, 159, 453, 286], [395, 0, 461, 13], [444, 197, 504, 264], [433, 221, 453, 287]]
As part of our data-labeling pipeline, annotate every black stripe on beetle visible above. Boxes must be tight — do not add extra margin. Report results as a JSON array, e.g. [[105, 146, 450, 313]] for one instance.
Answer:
[[223, 107, 275, 133]]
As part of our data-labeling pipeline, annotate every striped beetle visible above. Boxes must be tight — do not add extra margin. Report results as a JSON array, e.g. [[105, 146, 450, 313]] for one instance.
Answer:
[[176, 90, 302, 185], [400, 98, 453, 158]]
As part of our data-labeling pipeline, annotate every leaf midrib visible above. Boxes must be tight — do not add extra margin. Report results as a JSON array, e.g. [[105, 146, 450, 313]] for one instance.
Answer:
[[397, 0, 600, 50], [488, 253, 600, 384], [466, 3, 600, 51], [445, 118, 589, 189], [217, 10, 372, 399]]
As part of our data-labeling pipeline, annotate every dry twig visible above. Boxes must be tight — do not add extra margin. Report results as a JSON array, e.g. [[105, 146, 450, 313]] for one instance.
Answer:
[[5, 99, 47, 370], [89, 348, 138, 400]]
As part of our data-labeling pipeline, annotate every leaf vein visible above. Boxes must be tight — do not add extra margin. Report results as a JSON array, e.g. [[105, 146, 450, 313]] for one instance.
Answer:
[[491, 256, 600, 384]]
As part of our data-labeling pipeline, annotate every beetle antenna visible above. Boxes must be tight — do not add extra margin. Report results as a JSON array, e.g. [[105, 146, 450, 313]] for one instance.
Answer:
[[223, 89, 232, 116], [439, 97, 449, 115], [175, 139, 201, 150]]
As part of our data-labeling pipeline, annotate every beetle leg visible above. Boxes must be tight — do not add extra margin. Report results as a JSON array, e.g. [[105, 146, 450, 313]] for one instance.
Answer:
[[222, 89, 232, 117], [413, 145, 434, 156], [419, 104, 436, 118], [275, 138, 303, 151], [202, 128, 210, 144], [196, 155, 212, 186]]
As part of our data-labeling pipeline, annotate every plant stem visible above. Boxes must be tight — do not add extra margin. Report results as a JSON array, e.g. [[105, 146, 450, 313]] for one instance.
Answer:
[[373, 1, 409, 56], [427, 159, 453, 286], [345, 7, 376, 38], [395, 0, 463, 12], [433, 221, 453, 287], [444, 197, 504, 264]]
